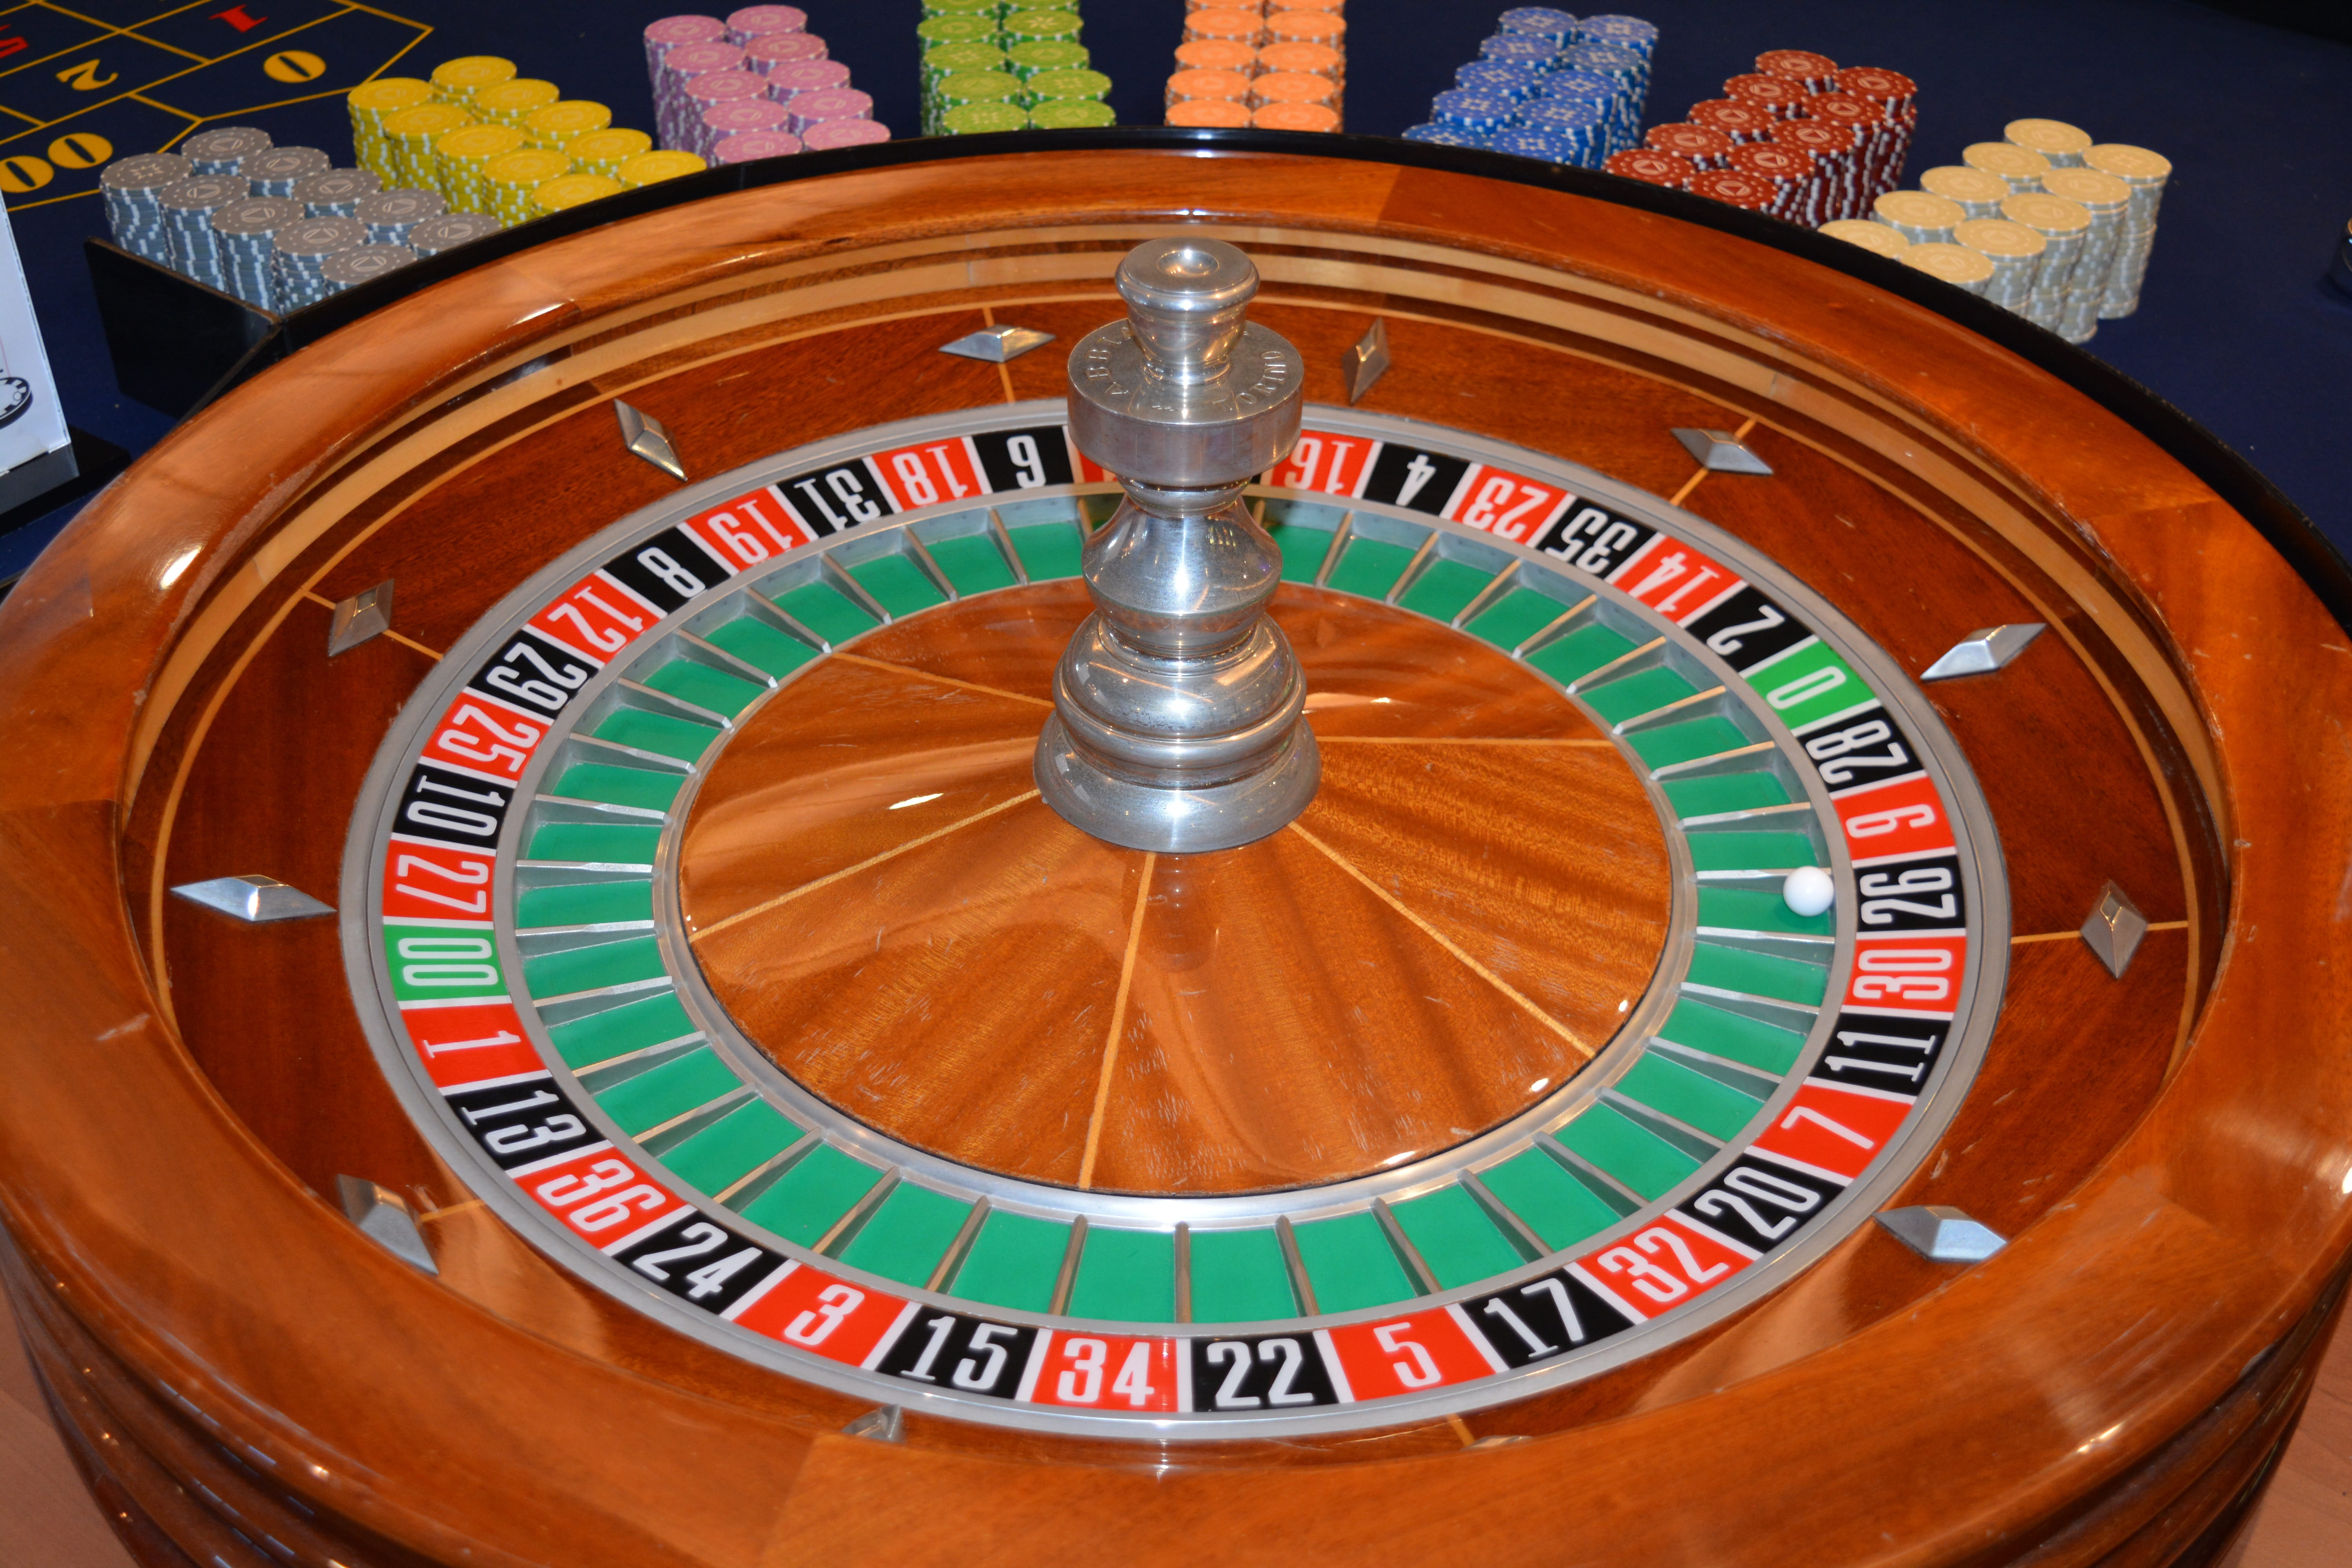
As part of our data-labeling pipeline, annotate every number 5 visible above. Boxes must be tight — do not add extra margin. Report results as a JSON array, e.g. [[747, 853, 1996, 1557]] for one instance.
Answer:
[[1373, 1321, 1443, 1388]]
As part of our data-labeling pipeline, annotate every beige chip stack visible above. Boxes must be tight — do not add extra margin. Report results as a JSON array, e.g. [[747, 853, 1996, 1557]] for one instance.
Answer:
[[2042, 167, 2132, 340], [1921, 164, 2011, 220], [1873, 189, 1965, 244], [2004, 117, 2092, 169], [1963, 140, 2049, 194], [1821, 217, 1910, 258], [2085, 143, 2172, 317], [2002, 191, 2094, 334], [1900, 241, 1995, 296], [1952, 217, 2045, 313]]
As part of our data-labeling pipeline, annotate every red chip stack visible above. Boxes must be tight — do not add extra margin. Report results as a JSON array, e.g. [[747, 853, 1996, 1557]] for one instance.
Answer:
[[1688, 99, 1776, 145], [1646, 122, 1732, 170], [1663, 51, 1915, 223], [1729, 142, 1819, 222], [1722, 73, 1808, 119], [1835, 66, 1918, 196], [1605, 147, 1695, 190], [1688, 168, 1779, 212]]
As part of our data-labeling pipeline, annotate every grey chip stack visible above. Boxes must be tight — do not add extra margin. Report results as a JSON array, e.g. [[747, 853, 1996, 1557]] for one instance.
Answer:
[[210, 194, 305, 309], [272, 215, 366, 311], [180, 125, 271, 177], [243, 144, 330, 197], [356, 187, 446, 245], [102, 152, 191, 264], [406, 211, 505, 256], [157, 174, 247, 284], [293, 167, 383, 218]]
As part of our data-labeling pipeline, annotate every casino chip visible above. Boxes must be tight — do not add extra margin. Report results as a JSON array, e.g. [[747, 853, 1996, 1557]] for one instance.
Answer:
[[181, 125, 271, 178], [405, 211, 505, 257], [244, 146, 330, 198], [2006, 118, 2092, 169], [802, 118, 893, 150], [1031, 99, 1116, 129], [1606, 148, 1695, 188], [1688, 167, 1778, 211], [1874, 189, 1966, 245], [1963, 140, 2050, 194], [319, 243, 419, 294], [942, 101, 1030, 134], [209, 195, 305, 310], [271, 215, 366, 312], [1255, 102, 1339, 133], [617, 150, 710, 187], [1165, 99, 1249, 128], [357, 188, 448, 246], [431, 56, 517, 108], [1403, 123, 1488, 148], [157, 174, 248, 286], [434, 125, 529, 212], [532, 174, 627, 216], [1819, 217, 1910, 257], [1899, 241, 1996, 295], [290, 168, 381, 219], [101, 153, 191, 266]]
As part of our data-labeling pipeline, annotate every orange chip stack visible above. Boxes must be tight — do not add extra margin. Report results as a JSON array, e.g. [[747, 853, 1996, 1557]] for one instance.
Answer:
[[1174, 38, 1257, 73], [1254, 101, 1338, 132], [1168, 69, 1253, 109], [1167, 98, 1252, 127], [1185, 8, 1266, 47], [1168, 1, 1347, 133]]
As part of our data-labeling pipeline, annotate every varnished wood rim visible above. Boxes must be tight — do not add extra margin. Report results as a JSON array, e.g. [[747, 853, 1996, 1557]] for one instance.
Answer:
[[0, 145, 2346, 1565], [232, 128, 2352, 640]]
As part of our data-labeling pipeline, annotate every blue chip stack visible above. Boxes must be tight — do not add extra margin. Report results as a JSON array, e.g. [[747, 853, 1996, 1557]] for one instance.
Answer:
[[1431, 88, 1517, 138], [1405, 10, 1659, 166]]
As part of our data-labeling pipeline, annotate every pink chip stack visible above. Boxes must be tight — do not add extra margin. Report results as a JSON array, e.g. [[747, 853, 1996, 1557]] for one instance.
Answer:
[[644, 14, 726, 80], [725, 5, 806, 45], [765, 58, 850, 103], [744, 31, 827, 74], [680, 68, 767, 154], [654, 39, 746, 148], [697, 96, 793, 157], [801, 118, 889, 152], [712, 129, 804, 164], [785, 87, 871, 137]]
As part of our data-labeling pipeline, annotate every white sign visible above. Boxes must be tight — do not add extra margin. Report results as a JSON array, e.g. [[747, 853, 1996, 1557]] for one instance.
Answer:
[[0, 189, 70, 480]]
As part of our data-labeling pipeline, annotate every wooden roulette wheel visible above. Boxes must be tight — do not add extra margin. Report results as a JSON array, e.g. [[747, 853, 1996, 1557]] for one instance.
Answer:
[[2, 133, 2349, 1567]]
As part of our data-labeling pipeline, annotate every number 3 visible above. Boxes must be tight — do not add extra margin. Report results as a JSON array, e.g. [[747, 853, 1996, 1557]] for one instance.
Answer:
[[783, 1283, 864, 1347]]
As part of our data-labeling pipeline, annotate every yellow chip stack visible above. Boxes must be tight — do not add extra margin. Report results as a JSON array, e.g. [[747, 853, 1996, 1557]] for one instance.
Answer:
[[532, 172, 626, 218], [348, 78, 432, 183], [567, 129, 655, 179], [474, 79, 563, 129], [616, 150, 708, 189], [526, 101, 613, 152], [481, 147, 573, 225], [433, 122, 528, 212], [379, 103, 478, 192], [430, 56, 517, 109]]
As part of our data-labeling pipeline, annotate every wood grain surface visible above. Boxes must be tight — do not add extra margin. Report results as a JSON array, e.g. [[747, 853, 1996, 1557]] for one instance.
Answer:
[[682, 585, 1668, 1192], [0, 145, 2343, 1566]]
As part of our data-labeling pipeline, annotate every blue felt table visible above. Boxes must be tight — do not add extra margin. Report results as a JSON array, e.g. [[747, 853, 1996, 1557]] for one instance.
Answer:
[[2, 0, 2345, 585]]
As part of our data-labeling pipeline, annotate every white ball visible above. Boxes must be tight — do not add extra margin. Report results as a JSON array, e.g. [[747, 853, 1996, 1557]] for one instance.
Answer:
[[1783, 865, 1836, 917]]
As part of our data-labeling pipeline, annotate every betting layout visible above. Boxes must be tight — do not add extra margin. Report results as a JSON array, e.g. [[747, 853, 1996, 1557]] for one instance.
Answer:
[[0, 0, 426, 206], [350, 402, 2004, 1435]]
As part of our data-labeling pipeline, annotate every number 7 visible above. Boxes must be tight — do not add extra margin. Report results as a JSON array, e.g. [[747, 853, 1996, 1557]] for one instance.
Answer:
[[1780, 1104, 1875, 1149]]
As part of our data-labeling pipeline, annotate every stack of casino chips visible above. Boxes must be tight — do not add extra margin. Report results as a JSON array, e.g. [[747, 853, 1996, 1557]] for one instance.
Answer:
[[101, 152, 190, 265], [244, 146, 329, 198], [532, 173, 629, 217], [406, 211, 505, 258], [208, 194, 305, 309], [1604, 148, 1693, 190], [1819, 217, 1909, 259], [617, 150, 712, 188], [570, 129, 657, 178], [157, 174, 246, 285], [350, 79, 434, 182], [928, 1, 1111, 134], [1897, 242, 1994, 297], [481, 148, 577, 224], [647, 9, 889, 150], [1920, 164, 2011, 221], [1663, 51, 1916, 222], [431, 55, 517, 109], [183, 125, 272, 178], [528, 101, 616, 152], [357, 188, 445, 246], [320, 243, 419, 295], [1950, 217, 2043, 312], [2083, 143, 2171, 318], [1846, 118, 2170, 337], [434, 124, 530, 213], [272, 215, 367, 311], [1165, 1, 1342, 134], [381, 102, 479, 191], [1405, 11, 1657, 167], [1873, 190, 1964, 246]]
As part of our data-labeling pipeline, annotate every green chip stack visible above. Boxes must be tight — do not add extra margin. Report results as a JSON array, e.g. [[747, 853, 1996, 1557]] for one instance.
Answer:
[[942, 102, 1030, 135], [918, 0, 1111, 136]]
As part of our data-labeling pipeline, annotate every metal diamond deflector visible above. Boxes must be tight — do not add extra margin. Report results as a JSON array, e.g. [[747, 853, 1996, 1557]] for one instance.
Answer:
[[2081, 880, 2150, 978], [1875, 1205, 2008, 1262], [1671, 427, 1773, 474], [842, 1406, 904, 1443], [335, 1176, 439, 1274], [614, 399, 687, 481], [940, 324, 1055, 363], [1345, 318, 1391, 404], [1921, 622, 2046, 681], [327, 580, 393, 656], [171, 875, 335, 923]]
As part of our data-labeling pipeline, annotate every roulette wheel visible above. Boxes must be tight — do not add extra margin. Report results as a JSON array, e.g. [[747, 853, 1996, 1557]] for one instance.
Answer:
[[2, 132, 2349, 1567]]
